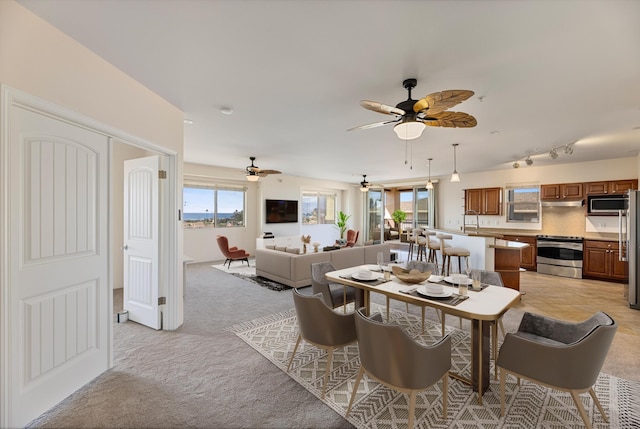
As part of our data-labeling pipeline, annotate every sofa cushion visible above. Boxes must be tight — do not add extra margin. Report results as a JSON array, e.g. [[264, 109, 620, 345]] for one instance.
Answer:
[[275, 246, 287, 252], [329, 246, 364, 269]]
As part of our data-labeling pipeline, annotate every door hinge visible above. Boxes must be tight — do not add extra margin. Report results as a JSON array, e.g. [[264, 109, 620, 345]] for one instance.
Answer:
[[158, 170, 167, 179], [158, 296, 166, 305]]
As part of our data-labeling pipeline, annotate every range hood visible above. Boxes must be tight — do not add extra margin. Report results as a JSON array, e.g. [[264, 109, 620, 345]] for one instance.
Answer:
[[541, 199, 584, 208]]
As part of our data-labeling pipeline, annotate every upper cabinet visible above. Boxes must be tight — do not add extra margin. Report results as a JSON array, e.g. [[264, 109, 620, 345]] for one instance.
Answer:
[[540, 183, 583, 200], [585, 179, 638, 195], [465, 187, 502, 215]]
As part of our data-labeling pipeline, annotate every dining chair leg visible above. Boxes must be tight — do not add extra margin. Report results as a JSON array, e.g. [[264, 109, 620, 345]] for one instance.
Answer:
[[287, 334, 302, 372], [408, 391, 416, 429], [570, 389, 593, 429], [589, 387, 608, 423], [441, 312, 446, 337], [421, 306, 425, 333], [322, 348, 333, 399], [346, 366, 365, 417], [442, 372, 448, 419]]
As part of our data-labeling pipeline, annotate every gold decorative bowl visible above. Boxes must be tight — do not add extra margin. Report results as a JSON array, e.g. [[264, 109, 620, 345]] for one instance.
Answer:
[[391, 266, 432, 284]]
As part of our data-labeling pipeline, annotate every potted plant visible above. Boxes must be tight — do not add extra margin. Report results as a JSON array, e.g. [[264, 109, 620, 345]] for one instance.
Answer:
[[391, 209, 407, 234], [335, 210, 351, 239]]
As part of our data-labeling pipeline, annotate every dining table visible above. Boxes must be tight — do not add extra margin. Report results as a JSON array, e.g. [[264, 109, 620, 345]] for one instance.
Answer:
[[325, 264, 521, 404]]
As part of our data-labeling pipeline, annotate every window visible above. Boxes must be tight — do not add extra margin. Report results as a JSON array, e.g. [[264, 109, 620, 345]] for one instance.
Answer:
[[506, 184, 540, 223], [302, 192, 336, 225], [183, 185, 246, 228]]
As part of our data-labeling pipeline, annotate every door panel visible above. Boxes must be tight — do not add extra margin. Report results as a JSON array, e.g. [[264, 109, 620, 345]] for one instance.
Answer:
[[8, 106, 109, 427], [123, 156, 161, 329]]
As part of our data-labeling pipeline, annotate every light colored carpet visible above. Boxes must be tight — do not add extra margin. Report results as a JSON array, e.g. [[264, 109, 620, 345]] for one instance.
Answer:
[[229, 304, 639, 429]]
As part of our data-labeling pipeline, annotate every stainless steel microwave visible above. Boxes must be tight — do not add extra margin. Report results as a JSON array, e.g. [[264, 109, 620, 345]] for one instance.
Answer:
[[587, 195, 628, 214]]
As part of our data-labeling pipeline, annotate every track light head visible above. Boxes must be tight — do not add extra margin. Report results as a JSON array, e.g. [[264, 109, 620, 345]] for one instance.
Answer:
[[525, 156, 533, 166], [564, 144, 574, 155], [549, 148, 558, 159], [513, 162, 520, 169]]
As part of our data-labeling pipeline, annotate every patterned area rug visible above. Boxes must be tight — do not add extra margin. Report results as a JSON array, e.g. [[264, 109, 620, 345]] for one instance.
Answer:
[[211, 261, 292, 292], [228, 272, 291, 292], [227, 305, 639, 429]]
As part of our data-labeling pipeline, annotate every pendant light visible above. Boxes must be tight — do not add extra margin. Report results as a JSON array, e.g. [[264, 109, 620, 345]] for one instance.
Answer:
[[450, 143, 460, 182], [426, 158, 434, 189]]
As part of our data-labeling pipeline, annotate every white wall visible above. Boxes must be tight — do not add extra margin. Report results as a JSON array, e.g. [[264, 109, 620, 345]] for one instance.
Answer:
[[436, 157, 639, 233], [183, 163, 359, 262]]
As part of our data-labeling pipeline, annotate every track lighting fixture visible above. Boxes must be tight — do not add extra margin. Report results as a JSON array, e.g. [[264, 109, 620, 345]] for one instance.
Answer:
[[513, 142, 577, 167]]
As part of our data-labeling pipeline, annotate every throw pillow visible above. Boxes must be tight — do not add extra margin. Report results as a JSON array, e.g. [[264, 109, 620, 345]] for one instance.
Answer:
[[285, 247, 301, 254], [275, 246, 287, 252]]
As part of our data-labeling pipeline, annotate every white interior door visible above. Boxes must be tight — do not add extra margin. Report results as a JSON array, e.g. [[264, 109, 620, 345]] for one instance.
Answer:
[[7, 105, 110, 427], [123, 155, 161, 329]]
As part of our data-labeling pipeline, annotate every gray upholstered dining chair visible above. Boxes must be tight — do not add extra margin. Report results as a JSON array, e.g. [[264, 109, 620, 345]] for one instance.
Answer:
[[346, 308, 451, 428], [311, 261, 356, 313], [287, 289, 358, 399], [497, 311, 617, 429]]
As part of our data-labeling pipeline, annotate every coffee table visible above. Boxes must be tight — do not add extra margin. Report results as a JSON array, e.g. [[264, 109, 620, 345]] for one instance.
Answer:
[[326, 265, 521, 404]]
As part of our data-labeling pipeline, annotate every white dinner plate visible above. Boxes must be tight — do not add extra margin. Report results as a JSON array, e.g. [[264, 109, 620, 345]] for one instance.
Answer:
[[444, 276, 472, 285], [427, 275, 444, 283], [352, 273, 377, 281], [416, 287, 453, 298]]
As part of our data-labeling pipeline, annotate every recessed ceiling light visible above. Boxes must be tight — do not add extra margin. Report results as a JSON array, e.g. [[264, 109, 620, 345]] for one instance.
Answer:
[[490, 130, 499, 135], [183, 119, 194, 124], [220, 107, 234, 115]]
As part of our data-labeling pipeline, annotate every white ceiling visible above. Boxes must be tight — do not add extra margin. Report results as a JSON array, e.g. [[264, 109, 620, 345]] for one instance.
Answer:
[[18, 0, 640, 186]]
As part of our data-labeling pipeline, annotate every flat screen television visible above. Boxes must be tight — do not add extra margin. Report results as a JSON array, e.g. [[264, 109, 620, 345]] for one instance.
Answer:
[[265, 199, 298, 223]]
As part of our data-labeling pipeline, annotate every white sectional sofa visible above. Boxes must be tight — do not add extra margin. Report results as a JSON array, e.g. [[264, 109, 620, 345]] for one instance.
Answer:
[[255, 243, 391, 288]]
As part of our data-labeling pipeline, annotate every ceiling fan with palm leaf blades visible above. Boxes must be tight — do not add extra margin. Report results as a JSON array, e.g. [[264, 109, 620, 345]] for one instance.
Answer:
[[348, 78, 477, 140], [245, 156, 281, 181]]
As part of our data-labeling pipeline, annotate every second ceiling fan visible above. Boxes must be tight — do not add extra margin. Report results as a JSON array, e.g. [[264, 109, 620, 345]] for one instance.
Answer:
[[348, 78, 477, 140]]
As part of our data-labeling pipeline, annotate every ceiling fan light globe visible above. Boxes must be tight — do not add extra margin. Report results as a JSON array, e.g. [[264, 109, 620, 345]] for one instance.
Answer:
[[246, 173, 259, 182], [393, 121, 425, 140], [360, 186, 369, 192]]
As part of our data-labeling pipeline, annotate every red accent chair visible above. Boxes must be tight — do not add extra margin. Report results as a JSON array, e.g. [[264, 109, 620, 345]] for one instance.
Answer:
[[216, 235, 250, 268], [346, 229, 359, 247]]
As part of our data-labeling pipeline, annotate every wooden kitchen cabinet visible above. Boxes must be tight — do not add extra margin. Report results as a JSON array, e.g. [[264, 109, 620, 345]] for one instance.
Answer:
[[585, 179, 638, 195], [583, 240, 628, 282], [540, 183, 583, 200], [502, 235, 536, 270], [465, 187, 502, 215]]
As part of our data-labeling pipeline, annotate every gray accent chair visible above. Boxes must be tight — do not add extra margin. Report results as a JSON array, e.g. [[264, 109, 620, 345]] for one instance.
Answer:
[[311, 261, 356, 313], [347, 308, 451, 428], [287, 289, 358, 399], [497, 311, 617, 429]]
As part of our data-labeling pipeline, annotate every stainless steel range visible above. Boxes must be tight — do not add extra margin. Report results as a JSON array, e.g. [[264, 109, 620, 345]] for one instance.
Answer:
[[536, 235, 584, 279]]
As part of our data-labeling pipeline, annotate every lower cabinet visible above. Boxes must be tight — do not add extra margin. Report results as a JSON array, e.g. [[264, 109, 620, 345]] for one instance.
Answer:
[[583, 240, 628, 282], [502, 235, 537, 271]]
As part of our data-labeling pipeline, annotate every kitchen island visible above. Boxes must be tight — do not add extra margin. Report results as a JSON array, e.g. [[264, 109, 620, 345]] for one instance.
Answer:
[[430, 229, 528, 291]]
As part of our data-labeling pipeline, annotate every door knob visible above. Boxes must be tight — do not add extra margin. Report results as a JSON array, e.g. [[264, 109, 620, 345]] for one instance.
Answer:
[[121, 245, 129, 250]]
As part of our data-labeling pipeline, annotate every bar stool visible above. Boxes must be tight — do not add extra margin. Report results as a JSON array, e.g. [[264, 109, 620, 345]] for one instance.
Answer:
[[426, 230, 446, 274], [438, 234, 470, 276], [407, 229, 427, 261]]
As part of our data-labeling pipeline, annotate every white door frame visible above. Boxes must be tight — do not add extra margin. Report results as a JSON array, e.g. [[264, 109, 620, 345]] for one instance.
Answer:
[[0, 85, 181, 427]]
